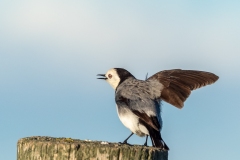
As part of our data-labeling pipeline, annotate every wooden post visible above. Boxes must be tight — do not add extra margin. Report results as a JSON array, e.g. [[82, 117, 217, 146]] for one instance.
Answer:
[[17, 136, 168, 160]]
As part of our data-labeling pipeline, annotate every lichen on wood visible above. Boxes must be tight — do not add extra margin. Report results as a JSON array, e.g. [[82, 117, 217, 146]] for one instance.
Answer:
[[17, 136, 168, 160]]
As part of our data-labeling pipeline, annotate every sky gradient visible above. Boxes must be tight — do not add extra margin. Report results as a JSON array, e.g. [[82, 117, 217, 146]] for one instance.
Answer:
[[0, 1, 240, 160]]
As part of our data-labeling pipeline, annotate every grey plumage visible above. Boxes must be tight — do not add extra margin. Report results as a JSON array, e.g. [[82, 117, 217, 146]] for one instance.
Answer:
[[97, 68, 218, 150]]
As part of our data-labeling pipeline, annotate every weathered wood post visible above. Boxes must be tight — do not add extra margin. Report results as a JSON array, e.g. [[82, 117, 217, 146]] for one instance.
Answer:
[[17, 136, 168, 160]]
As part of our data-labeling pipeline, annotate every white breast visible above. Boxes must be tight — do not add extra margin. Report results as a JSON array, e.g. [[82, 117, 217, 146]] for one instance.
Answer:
[[116, 105, 149, 137]]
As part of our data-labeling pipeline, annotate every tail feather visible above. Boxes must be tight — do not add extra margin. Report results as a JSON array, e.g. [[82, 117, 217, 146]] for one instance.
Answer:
[[150, 136, 169, 151], [149, 129, 169, 151]]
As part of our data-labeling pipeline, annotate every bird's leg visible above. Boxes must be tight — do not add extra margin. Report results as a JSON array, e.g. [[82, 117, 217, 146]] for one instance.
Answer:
[[122, 132, 134, 144], [144, 135, 148, 146]]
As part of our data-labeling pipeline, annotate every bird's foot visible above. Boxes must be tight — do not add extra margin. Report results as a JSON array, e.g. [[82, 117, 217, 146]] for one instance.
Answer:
[[118, 141, 133, 146], [143, 141, 148, 147]]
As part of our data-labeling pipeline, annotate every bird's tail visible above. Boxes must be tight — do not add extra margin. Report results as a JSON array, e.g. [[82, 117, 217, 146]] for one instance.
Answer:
[[149, 130, 169, 151]]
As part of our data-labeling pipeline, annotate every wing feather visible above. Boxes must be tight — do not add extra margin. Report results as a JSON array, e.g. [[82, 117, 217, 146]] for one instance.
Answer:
[[132, 110, 160, 131], [147, 69, 219, 108]]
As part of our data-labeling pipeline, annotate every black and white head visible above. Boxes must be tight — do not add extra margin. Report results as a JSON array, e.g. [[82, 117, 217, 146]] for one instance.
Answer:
[[97, 68, 134, 90]]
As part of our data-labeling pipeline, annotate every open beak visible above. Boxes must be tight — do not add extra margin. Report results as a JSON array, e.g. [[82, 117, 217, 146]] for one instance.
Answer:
[[97, 74, 107, 80]]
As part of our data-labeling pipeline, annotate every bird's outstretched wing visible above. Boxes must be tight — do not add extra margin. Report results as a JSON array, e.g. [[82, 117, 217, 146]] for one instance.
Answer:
[[147, 69, 219, 109]]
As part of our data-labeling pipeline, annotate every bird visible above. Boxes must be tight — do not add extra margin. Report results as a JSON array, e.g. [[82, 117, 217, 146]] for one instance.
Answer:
[[97, 68, 219, 150]]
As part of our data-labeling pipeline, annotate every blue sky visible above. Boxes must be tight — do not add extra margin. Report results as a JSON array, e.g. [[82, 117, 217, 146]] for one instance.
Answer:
[[0, 1, 239, 159]]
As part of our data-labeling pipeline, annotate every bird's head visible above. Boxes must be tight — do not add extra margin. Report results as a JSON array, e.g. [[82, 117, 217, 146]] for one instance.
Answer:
[[97, 68, 134, 90]]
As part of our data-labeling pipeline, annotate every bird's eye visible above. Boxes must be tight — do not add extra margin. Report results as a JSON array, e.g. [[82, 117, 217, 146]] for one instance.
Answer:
[[108, 74, 112, 79]]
